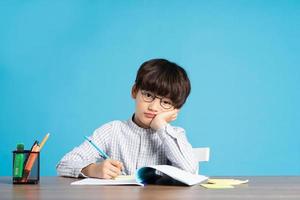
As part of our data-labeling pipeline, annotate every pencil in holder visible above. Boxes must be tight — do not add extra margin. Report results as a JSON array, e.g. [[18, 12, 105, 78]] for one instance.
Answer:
[[12, 150, 40, 184]]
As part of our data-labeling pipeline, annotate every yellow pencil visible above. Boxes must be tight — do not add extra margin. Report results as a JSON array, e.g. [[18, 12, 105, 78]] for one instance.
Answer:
[[39, 133, 50, 150]]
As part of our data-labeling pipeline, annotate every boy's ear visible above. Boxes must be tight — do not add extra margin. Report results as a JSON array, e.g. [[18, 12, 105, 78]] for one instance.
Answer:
[[131, 85, 138, 99]]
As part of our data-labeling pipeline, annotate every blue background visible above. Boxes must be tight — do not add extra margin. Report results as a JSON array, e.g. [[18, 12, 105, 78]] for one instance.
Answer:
[[1, 1, 299, 176]]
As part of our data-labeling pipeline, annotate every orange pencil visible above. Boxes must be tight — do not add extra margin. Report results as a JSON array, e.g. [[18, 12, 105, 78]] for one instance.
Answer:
[[21, 133, 50, 182], [21, 143, 40, 182]]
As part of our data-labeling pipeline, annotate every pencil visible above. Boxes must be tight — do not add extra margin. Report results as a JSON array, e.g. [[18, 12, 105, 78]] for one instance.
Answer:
[[39, 133, 50, 150], [84, 136, 126, 175]]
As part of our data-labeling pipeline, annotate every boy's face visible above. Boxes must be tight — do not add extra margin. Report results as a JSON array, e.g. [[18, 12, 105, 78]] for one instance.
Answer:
[[132, 87, 175, 128]]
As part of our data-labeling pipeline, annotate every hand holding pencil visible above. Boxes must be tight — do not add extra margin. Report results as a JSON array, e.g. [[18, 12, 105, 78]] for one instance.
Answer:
[[81, 159, 124, 179], [83, 136, 126, 179]]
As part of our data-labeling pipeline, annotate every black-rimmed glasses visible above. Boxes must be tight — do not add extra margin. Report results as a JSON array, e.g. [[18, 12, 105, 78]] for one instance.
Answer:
[[141, 90, 174, 109]]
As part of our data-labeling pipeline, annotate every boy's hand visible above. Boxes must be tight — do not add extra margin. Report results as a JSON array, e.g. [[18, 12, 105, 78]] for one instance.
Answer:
[[150, 109, 179, 130], [81, 159, 123, 179]]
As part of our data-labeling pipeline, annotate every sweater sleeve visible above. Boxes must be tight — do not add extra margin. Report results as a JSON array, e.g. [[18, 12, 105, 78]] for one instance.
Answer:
[[157, 124, 198, 174], [56, 122, 113, 178]]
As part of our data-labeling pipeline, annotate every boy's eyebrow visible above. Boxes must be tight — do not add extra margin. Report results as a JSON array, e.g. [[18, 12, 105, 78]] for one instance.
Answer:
[[142, 89, 172, 100], [155, 94, 173, 101]]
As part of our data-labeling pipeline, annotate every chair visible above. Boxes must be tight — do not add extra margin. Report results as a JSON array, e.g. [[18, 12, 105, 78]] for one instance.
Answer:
[[193, 147, 210, 174], [193, 147, 210, 162]]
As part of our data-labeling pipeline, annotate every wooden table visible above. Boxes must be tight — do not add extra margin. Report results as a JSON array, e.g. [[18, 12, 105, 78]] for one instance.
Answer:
[[0, 176, 299, 199]]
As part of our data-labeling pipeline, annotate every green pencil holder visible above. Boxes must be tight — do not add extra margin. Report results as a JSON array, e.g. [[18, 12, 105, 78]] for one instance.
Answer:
[[12, 150, 40, 184]]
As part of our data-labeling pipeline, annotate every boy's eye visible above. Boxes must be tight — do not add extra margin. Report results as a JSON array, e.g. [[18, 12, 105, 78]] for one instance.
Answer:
[[162, 100, 172, 106], [145, 92, 153, 98], [142, 90, 155, 100]]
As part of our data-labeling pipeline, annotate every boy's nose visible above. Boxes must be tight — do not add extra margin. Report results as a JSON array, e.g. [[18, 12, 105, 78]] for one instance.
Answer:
[[148, 98, 161, 111]]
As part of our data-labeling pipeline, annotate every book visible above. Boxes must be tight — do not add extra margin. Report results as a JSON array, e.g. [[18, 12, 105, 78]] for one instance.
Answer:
[[71, 165, 208, 186]]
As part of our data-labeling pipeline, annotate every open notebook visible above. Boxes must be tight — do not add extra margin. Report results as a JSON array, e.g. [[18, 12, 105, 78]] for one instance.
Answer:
[[71, 165, 208, 186]]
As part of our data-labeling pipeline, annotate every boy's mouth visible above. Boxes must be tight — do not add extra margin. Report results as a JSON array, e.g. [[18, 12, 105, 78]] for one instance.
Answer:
[[144, 112, 156, 118]]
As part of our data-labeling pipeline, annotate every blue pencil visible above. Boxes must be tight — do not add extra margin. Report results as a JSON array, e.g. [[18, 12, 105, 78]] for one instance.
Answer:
[[84, 136, 109, 159], [84, 136, 126, 175]]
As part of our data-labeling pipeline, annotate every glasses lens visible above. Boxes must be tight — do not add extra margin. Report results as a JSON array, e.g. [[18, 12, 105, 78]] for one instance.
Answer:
[[142, 91, 154, 102], [161, 99, 173, 109]]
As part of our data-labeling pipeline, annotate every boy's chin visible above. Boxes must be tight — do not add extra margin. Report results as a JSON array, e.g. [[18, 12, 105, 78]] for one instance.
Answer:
[[134, 116, 151, 128]]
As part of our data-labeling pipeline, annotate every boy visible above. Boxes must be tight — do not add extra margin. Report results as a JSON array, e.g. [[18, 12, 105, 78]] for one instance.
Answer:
[[56, 58, 198, 179]]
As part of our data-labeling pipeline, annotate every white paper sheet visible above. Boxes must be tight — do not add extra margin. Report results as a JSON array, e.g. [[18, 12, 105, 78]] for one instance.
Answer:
[[71, 177, 143, 186]]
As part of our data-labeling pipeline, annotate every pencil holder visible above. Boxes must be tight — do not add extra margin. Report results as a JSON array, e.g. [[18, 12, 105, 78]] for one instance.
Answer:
[[12, 150, 40, 184]]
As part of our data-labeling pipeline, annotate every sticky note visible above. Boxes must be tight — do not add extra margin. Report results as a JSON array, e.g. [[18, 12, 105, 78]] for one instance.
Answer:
[[200, 183, 234, 189], [207, 179, 249, 185]]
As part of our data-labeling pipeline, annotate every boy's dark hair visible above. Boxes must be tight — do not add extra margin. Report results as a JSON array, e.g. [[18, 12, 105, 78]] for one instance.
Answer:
[[134, 58, 191, 109]]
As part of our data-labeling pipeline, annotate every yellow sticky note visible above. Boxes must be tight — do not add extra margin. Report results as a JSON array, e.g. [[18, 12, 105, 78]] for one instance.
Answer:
[[207, 179, 249, 185], [201, 184, 234, 189]]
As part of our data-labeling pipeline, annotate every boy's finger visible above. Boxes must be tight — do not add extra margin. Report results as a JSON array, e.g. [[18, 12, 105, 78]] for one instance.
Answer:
[[109, 160, 123, 169], [103, 174, 113, 179], [103, 169, 117, 179], [168, 109, 179, 115], [107, 169, 119, 178], [161, 109, 178, 118], [108, 163, 121, 175], [116, 160, 123, 168], [102, 168, 114, 179]]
